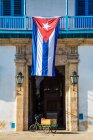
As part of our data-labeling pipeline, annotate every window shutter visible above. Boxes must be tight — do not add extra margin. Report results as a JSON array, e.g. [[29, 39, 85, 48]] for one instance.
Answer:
[[88, 0, 93, 15], [14, 0, 22, 16], [3, 0, 11, 16], [76, 0, 85, 15], [0, 0, 2, 16]]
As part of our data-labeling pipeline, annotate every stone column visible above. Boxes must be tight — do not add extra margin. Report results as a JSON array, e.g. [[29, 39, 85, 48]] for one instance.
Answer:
[[66, 47, 79, 131], [65, 62, 71, 131], [68, 60, 79, 131], [15, 46, 27, 131], [67, 47, 79, 131]]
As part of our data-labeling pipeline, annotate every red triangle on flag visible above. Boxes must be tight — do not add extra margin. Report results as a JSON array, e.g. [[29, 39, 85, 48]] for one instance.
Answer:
[[33, 17, 60, 42]]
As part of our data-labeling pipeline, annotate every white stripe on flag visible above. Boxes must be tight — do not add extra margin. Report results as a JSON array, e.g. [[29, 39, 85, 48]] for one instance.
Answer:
[[48, 29, 55, 76], [36, 28, 43, 76]]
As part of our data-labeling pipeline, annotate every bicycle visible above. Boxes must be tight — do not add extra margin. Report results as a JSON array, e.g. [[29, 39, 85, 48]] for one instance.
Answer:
[[29, 115, 57, 133], [29, 115, 43, 131]]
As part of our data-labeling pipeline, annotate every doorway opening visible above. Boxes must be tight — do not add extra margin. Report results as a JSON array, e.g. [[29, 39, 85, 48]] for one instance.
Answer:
[[28, 66, 66, 129]]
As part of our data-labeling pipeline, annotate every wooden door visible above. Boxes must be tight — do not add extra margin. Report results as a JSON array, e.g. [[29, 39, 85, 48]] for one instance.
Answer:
[[43, 77, 62, 119]]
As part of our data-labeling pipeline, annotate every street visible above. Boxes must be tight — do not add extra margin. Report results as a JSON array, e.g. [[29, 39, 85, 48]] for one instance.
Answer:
[[0, 131, 93, 140]]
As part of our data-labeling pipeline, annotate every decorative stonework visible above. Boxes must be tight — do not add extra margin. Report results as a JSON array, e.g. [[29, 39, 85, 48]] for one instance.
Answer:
[[0, 38, 81, 131], [1, 38, 93, 46], [14, 39, 79, 131]]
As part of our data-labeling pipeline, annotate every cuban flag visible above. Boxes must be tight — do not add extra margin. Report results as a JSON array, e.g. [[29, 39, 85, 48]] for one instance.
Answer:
[[32, 17, 60, 76]]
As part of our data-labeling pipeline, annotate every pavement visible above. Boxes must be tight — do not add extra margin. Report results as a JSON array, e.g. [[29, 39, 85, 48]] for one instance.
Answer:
[[0, 131, 93, 140]]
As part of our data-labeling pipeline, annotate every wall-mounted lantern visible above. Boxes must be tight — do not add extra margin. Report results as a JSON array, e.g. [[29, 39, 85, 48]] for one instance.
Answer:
[[70, 71, 79, 85], [16, 72, 24, 91]]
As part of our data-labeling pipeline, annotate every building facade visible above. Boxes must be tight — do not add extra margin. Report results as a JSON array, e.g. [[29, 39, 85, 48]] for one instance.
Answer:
[[0, 0, 93, 132]]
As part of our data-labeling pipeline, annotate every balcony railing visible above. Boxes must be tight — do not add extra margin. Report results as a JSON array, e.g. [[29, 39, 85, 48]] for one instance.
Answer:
[[0, 16, 32, 30], [0, 16, 93, 31], [60, 16, 93, 30]]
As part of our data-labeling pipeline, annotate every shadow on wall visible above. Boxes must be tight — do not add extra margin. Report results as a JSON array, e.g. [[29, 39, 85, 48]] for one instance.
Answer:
[[79, 91, 93, 131], [0, 46, 16, 102], [78, 46, 93, 131]]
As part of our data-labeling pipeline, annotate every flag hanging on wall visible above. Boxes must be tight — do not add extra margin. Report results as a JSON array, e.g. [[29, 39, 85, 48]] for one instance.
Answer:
[[32, 16, 60, 76]]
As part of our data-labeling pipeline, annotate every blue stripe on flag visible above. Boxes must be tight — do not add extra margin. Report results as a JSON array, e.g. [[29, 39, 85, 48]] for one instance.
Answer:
[[48, 30, 55, 76], [52, 22, 59, 76], [42, 40, 49, 76], [31, 20, 37, 75]]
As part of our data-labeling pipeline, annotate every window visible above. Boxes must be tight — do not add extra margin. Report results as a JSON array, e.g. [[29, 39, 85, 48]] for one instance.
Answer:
[[14, 0, 22, 16], [3, 0, 11, 16], [0, 0, 23, 16], [76, 0, 93, 16], [76, 0, 85, 16], [88, 0, 93, 15]]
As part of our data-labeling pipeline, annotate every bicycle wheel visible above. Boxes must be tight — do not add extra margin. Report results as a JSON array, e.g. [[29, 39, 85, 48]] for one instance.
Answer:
[[43, 126, 50, 134], [51, 127, 57, 133], [38, 124, 43, 130], [29, 124, 36, 132]]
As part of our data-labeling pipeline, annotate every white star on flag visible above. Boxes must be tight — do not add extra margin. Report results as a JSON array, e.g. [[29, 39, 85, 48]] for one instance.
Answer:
[[43, 22, 51, 30]]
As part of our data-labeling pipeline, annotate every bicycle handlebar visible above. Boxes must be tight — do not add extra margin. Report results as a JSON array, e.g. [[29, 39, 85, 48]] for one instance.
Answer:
[[34, 114, 42, 120]]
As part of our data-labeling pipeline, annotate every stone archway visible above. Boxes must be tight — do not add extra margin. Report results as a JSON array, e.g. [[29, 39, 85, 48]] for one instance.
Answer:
[[15, 39, 79, 131]]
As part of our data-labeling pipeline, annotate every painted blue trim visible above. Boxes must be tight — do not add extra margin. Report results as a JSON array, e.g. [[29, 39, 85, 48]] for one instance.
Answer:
[[62, 15, 93, 18], [23, 0, 26, 16], [1, 15, 93, 18], [20, 0, 25, 28], [0, 0, 2, 16], [0, 30, 32, 34], [0, 16, 27, 18], [75, 0, 77, 16], [59, 30, 93, 34], [1, 29, 93, 35], [75, 0, 79, 16], [25, 0, 26, 15], [0, 0, 1, 16], [66, 0, 68, 16], [1, 0, 3, 15], [31, 19, 37, 76], [11, 122, 15, 128], [24, 16, 26, 29], [2, 0, 3, 16], [22, 0, 24, 16], [66, 16, 68, 30], [79, 114, 83, 120], [66, 0, 68, 30]]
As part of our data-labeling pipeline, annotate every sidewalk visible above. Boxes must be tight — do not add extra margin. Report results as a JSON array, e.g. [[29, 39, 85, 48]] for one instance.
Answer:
[[0, 131, 93, 140]]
